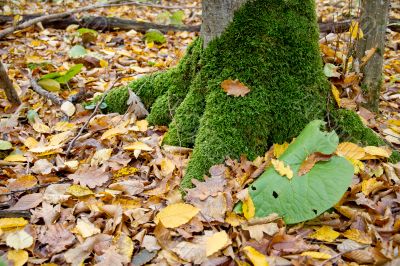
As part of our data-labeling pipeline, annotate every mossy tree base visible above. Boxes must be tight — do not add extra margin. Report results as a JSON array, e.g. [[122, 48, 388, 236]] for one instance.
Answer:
[[104, 0, 399, 189]]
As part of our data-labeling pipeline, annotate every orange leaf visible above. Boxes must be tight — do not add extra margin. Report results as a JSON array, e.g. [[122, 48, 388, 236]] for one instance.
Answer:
[[298, 152, 332, 176], [221, 79, 250, 97]]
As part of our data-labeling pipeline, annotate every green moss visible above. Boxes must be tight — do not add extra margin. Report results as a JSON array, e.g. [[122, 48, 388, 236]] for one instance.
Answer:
[[330, 109, 386, 146], [104, 39, 202, 124]]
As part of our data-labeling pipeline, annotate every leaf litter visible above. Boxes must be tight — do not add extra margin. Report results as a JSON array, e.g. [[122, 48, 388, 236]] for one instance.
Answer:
[[0, 0, 399, 265]]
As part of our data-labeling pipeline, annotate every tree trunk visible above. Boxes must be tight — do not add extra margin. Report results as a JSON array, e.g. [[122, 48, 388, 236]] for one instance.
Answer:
[[104, 0, 399, 188], [356, 0, 390, 112], [0, 61, 20, 106]]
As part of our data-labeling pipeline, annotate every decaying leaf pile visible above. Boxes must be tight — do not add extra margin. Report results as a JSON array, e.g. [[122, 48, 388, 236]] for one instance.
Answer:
[[0, 0, 400, 265]]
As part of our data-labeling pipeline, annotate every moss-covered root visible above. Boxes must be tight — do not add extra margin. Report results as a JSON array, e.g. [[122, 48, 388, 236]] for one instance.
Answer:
[[181, 0, 329, 188], [163, 74, 206, 147], [331, 109, 400, 162], [104, 39, 202, 125]]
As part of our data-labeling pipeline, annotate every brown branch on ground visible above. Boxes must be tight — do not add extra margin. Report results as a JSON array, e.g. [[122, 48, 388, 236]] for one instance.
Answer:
[[25, 71, 64, 106], [0, 1, 200, 39], [0, 61, 21, 105], [65, 74, 119, 156], [0, 210, 31, 218]]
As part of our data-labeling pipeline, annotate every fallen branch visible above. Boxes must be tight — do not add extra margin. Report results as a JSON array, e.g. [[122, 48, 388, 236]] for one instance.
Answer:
[[0, 13, 398, 35], [25, 71, 64, 106], [0, 61, 21, 105], [0, 210, 31, 218], [65, 74, 119, 156], [0, 1, 200, 39]]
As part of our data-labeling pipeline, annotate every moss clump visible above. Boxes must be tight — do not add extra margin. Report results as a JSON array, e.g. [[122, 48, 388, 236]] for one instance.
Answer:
[[104, 38, 202, 125]]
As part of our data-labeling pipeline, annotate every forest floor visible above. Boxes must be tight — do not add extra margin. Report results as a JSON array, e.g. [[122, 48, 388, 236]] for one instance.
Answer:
[[0, 0, 399, 265]]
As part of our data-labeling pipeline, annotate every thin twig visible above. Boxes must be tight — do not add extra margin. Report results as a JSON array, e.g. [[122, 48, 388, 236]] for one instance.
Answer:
[[25, 70, 64, 106], [65, 74, 120, 156], [0, 1, 200, 39]]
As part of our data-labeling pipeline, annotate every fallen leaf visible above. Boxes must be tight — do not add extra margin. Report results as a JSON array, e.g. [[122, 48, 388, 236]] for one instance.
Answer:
[[361, 178, 384, 196], [8, 175, 37, 191], [336, 142, 365, 160], [68, 165, 110, 188], [298, 152, 332, 176], [242, 193, 255, 220], [67, 184, 95, 197], [6, 230, 33, 249], [123, 141, 153, 151], [362, 146, 391, 159], [0, 218, 28, 229], [243, 246, 268, 266], [38, 224, 75, 255], [31, 159, 54, 175], [331, 84, 341, 107], [206, 231, 230, 256], [221, 79, 250, 97], [349, 21, 364, 39], [75, 218, 101, 238], [155, 203, 199, 228], [271, 159, 293, 180], [7, 250, 28, 266], [308, 226, 340, 242], [301, 251, 332, 260], [273, 142, 289, 158], [9, 193, 43, 210], [61, 101, 76, 117], [91, 148, 112, 166], [343, 228, 372, 244]]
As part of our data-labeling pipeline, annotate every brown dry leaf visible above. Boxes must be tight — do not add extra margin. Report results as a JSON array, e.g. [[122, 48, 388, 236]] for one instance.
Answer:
[[38, 224, 75, 254], [221, 79, 250, 97], [298, 152, 332, 176], [9, 193, 43, 210], [31, 159, 54, 175], [74, 217, 101, 238], [95, 246, 129, 266], [242, 223, 279, 242], [68, 165, 110, 188], [109, 180, 144, 196]]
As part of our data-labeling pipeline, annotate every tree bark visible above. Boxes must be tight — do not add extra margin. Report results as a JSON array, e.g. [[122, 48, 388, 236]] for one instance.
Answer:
[[0, 61, 20, 106], [201, 0, 248, 47], [356, 0, 391, 112]]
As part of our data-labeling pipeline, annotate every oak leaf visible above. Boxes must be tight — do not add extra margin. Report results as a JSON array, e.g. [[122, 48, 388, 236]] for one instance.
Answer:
[[221, 79, 250, 97]]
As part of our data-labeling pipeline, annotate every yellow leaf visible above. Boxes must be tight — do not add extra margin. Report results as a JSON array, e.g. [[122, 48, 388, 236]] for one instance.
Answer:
[[4, 153, 27, 162], [242, 194, 255, 220], [91, 148, 112, 166], [0, 218, 28, 229], [8, 175, 37, 191], [32, 120, 52, 133], [273, 142, 289, 158], [67, 185, 94, 197], [155, 203, 199, 228], [362, 146, 391, 159], [342, 228, 372, 244], [336, 142, 365, 160], [347, 157, 364, 174], [243, 246, 269, 266], [53, 121, 76, 131], [31, 40, 41, 47], [115, 233, 134, 262], [48, 131, 73, 146], [99, 59, 108, 68], [301, 251, 332, 260], [38, 79, 61, 92], [123, 142, 153, 151], [75, 218, 101, 238], [6, 230, 33, 249], [331, 84, 341, 107], [309, 226, 340, 243], [271, 159, 293, 180], [206, 231, 230, 256], [101, 126, 128, 140], [23, 137, 39, 149], [136, 119, 148, 132], [361, 178, 383, 196], [225, 212, 246, 227], [160, 158, 175, 176], [349, 21, 364, 39], [113, 167, 138, 178], [7, 250, 28, 266]]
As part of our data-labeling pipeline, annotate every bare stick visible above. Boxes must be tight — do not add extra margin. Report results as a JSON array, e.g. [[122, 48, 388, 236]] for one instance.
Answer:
[[25, 71, 64, 106], [65, 75, 120, 156], [0, 1, 200, 39], [0, 61, 21, 105]]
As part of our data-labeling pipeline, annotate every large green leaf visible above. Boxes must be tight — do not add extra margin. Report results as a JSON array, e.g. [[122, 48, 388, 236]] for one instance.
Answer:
[[145, 29, 166, 44], [235, 120, 353, 224]]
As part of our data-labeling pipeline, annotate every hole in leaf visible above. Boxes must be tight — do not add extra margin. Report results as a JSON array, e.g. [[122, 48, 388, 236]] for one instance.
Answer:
[[312, 209, 318, 214], [272, 191, 278, 198], [251, 186, 256, 191]]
